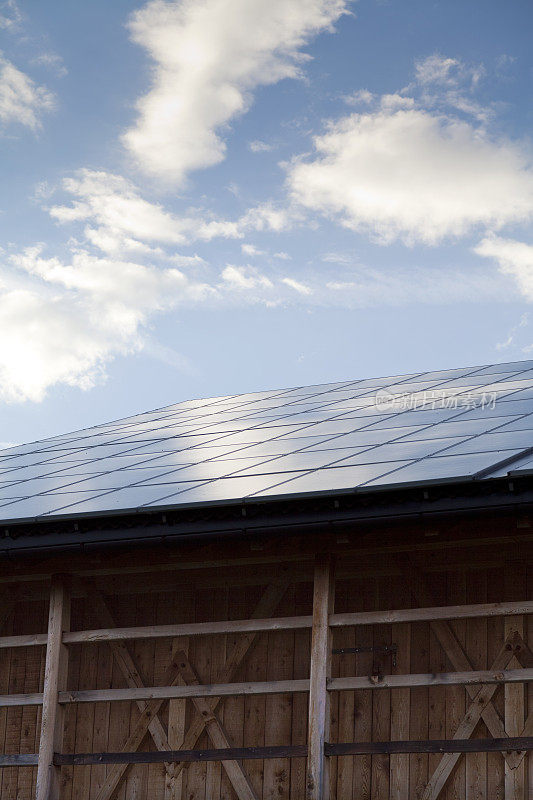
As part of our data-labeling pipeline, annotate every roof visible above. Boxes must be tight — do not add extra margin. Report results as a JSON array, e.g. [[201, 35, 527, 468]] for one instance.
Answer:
[[3, 359, 533, 527]]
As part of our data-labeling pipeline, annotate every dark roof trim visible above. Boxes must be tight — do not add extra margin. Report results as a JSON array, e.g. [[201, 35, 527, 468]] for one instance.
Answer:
[[1, 475, 533, 558]]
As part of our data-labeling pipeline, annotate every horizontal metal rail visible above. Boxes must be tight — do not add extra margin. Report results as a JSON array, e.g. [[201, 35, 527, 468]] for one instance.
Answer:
[[3, 737, 533, 767]]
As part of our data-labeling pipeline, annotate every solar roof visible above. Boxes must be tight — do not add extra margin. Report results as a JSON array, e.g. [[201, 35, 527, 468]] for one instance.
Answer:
[[3, 359, 533, 524]]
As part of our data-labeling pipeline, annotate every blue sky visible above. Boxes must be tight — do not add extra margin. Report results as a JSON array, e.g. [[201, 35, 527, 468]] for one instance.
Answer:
[[1, 0, 533, 446]]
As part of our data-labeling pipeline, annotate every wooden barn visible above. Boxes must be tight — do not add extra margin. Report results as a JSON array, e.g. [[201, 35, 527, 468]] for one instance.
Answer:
[[2, 360, 533, 800]]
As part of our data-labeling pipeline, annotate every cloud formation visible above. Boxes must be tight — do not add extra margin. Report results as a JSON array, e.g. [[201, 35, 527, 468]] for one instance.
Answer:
[[0, 54, 55, 130], [475, 236, 533, 301], [0, 245, 212, 402], [49, 169, 293, 255], [122, 0, 348, 184], [288, 100, 533, 245]]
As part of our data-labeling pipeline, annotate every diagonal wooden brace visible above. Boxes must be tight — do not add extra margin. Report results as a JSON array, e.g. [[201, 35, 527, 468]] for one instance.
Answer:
[[90, 591, 176, 761], [93, 581, 287, 800], [396, 556, 514, 766], [173, 649, 259, 800], [170, 581, 288, 782], [422, 633, 521, 800]]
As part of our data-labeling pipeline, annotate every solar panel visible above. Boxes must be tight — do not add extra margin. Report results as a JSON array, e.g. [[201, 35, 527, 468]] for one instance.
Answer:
[[3, 359, 533, 524]]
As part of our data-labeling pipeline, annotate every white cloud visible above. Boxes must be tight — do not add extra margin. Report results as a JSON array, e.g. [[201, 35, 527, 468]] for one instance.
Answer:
[[0, 0, 22, 31], [248, 139, 275, 153], [0, 244, 212, 403], [288, 104, 533, 245], [343, 88, 373, 106], [49, 169, 293, 254], [282, 276, 312, 295], [241, 243, 265, 257], [221, 264, 273, 291], [414, 54, 484, 89], [0, 54, 55, 130], [475, 236, 533, 301], [123, 0, 349, 184], [49, 170, 189, 250], [31, 52, 68, 78]]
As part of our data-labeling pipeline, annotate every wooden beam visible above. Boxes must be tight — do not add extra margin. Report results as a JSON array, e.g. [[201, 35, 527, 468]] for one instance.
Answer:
[[307, 553, 335, 800], [329, 668, 533, 692], [173, 650, 259, 800], [4, 663, 533, 708], [35, 575, 70, 800], [2, 598, 533, 650], [60, 679, 310, 704]]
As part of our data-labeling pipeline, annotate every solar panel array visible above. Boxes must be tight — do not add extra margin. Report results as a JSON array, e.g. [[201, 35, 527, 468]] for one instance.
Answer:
[[3, 360, 533, 524]]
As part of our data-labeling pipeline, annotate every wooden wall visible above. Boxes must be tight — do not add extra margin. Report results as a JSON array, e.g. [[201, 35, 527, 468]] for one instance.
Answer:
[[0, 525, 532, 799]]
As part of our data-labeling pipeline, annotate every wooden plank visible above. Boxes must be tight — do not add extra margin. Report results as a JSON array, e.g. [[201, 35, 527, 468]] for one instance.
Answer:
[[427, 572, 446, 800], [333, 582, 355, 800], [91, 628, 114, 798], [330, 668, 533, 692], [409, 614, 429, 800], [1, 597, 532, 650], [35, 575, 70, 800], [465, 571, 487, 800], [263, 586, 295, 800], [174, 649, 258, 800], [505, 564, 527, 800], [390, 578, 411, 800], [352, 591, 373, 800], [18, 600, 45, 800], [444, 568, 466, 800], [290, 582, 311, 800], [2, 599, 26, 799], [3, 663, 533, 708], [486, 566, 505, 800], [164, 589, 194, 800], [306, 553, 335, 800], [371, 578, 391, 800]]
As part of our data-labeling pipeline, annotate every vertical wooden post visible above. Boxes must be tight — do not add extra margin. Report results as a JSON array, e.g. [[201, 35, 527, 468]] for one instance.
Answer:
[[306, 553, 335, 800], [36, 575, 70, 800]]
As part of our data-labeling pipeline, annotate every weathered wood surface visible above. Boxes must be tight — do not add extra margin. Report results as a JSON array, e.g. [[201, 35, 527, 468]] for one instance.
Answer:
[[307, 554, 335, 800], [0, 547, 532, 799], [3, 597, 533, 650], [35, 576, 70, 800]]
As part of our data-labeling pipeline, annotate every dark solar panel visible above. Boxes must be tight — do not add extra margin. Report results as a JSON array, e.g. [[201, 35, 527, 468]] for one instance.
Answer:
[[3, 359, 533, 523]]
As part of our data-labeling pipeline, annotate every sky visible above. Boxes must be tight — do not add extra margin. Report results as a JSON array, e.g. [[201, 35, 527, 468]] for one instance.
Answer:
[[1, 0, 533, 447]]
